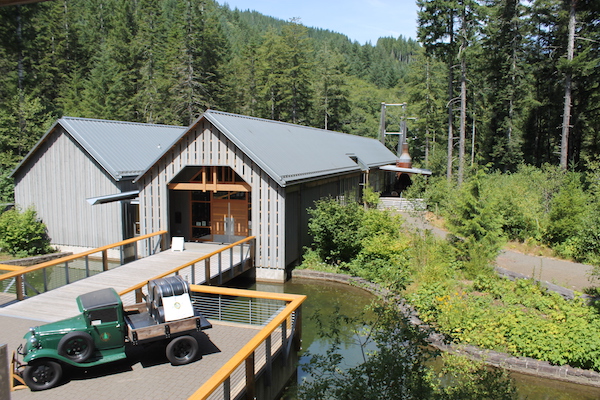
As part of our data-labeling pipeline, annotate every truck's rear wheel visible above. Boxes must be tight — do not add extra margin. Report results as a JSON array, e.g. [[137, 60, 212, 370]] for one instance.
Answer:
[[166, 335, 199, 365], [23, 359, 62, 391], [58, 331, 94, 362]]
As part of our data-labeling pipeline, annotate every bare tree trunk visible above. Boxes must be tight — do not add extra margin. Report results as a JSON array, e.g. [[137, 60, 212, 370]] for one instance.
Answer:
[[459, 56, 466, 185], [447, 64, 454, 182], [561, 0, 576, 169]]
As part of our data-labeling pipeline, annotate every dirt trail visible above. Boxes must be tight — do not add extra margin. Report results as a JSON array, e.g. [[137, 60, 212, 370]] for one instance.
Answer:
[[400, 211, 596, 292]]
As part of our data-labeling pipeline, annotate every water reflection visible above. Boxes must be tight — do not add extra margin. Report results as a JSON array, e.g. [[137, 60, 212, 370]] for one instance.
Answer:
[[246, 277, 600, 400]]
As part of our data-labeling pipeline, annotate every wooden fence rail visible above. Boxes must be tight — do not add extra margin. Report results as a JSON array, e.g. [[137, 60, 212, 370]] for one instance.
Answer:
[[0, 230, 168, 301]]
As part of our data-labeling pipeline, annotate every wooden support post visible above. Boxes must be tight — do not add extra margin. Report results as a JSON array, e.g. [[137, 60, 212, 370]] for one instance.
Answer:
[[281, 319, 287, 366], [102, 250, 109, 271], [294, 306, 303, 351], [85, 255, 90, 277], [223, 377, 231, 400], [16, 274, 24, 301], [245, 352, 255, 400], [204, 259, 211, 285], [1, 344, 9, 397], [265, 335, 272, 387], [230, 247, 234, 279], [43, 268, 48, 292], [135, 288, 143, 303], [160, 233, 167, 252]]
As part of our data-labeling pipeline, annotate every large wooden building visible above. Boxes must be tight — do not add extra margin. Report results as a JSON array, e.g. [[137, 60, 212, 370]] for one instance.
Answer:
[[13, 110, 397, 281]]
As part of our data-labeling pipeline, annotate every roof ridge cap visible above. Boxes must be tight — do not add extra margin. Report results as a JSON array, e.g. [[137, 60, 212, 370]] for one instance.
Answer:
[[60, 116, 185, 129]]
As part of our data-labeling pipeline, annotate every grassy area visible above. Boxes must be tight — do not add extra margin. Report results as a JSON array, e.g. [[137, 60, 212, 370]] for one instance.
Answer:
[[424, 211, 558, 260]]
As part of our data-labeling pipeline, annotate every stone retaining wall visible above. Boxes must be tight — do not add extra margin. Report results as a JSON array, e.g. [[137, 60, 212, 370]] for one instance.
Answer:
[[1, 252, 72, 267], [291, 268, 600, 388]]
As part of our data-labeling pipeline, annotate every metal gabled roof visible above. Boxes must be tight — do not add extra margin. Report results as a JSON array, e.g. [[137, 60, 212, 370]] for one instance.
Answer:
[[13, 117, 187, 181], [192, 110, 397, 187]]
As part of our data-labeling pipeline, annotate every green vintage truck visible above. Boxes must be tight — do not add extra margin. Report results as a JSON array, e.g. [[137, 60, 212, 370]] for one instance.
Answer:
[[17, 276, 211, 391]]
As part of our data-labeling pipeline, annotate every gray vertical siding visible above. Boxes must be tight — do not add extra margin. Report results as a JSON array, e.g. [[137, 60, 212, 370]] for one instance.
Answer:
[[13, 127, 123, 248], [284, 173, 362, 268], [138, 120, 285, 271]]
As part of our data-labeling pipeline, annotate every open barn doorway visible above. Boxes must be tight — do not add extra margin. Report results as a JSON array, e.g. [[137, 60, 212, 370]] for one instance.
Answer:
[[168, 166, 251, 244]]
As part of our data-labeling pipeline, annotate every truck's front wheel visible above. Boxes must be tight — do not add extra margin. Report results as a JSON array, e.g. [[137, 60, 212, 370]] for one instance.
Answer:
[[58, 331, 94, 362], [166, 335, 199, 365], [23, 359, 63, 391]]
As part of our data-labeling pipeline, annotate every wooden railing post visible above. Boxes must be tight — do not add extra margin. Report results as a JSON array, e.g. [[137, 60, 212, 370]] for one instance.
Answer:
[[16, 274, 24, 301], [205, 259, 211, 285], [245, 352, 255, 400], [218, 252, 223, 285]]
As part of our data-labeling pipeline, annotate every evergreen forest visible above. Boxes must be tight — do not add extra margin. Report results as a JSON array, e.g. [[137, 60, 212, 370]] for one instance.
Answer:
[[0, 0, 598, 197]]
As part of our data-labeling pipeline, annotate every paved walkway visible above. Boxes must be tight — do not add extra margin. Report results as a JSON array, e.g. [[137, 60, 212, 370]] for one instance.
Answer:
[[400, 212, 596, 292], [4, 314, 259, 400]]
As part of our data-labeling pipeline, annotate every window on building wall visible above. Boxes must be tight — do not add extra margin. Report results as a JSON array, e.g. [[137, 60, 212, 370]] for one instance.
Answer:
[[190, 166, 245, 184]]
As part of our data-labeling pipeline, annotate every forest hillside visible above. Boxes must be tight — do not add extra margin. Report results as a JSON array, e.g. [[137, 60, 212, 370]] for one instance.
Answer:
[[0, 0, 598, 201]]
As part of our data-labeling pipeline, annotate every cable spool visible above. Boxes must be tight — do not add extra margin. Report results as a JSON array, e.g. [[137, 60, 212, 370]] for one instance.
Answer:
[[148, 276, 190, 323]]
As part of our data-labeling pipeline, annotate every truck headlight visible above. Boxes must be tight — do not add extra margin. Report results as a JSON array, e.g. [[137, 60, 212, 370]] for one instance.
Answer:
[[28, 335, 40, 349]]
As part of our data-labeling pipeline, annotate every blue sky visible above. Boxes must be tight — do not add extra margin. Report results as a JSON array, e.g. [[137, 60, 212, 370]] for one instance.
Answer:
[[217, 0, 419, 44]]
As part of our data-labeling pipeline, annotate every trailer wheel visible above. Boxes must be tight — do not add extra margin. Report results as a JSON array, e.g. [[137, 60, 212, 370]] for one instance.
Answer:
[[58, 331, 94, 362], [166, 335, 199, 365], [23, 359, 62, 391]]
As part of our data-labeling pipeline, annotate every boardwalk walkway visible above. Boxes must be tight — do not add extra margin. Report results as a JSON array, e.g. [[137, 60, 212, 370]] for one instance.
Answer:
[[0, 242, 246, 322]]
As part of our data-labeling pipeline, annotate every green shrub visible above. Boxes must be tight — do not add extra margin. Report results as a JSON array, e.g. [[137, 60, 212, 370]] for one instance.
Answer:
[[486, 167, 545, 242], [361, 185, 380, 208], [445, 171, 505, 275], [545, 172, 589, 245], [409, 275, 600, 371], [0, 207, 53, 257], [348, 233, 411, 289], [308, 199, 364, 263], [422, 176, 456, 214], [307, 198, 403, 265]]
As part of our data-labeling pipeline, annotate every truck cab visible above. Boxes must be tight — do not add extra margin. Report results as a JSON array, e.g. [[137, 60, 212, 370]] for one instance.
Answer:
[[22, 288, 128, 367], [77, 287, 127, 353]]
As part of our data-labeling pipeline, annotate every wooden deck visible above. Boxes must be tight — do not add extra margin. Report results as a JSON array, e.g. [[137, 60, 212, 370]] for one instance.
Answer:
[[0, 242, 248, 322]]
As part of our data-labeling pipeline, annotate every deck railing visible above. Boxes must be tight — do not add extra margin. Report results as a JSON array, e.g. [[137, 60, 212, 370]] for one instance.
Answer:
[[0, 231, 168, 302], [187, 286, 305, 400], [117, 282, 304, 400], [117, 236, 256, 306]]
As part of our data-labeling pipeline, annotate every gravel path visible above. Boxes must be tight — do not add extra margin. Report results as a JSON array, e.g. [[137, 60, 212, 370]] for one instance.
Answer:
[[400, 211, 597, 292]]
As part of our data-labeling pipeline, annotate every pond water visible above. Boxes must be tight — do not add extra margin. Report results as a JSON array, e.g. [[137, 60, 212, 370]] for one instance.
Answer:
[[248, 277, 600, 400]]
